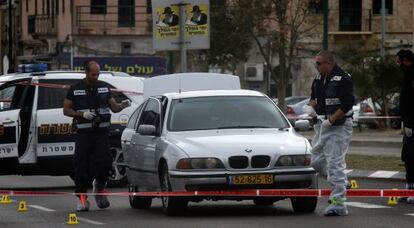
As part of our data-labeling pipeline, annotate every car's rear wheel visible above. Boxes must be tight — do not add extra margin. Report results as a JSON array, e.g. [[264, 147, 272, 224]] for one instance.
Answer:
[[253, 198, 276, 206], [290, 197, 317, 214], [160, 163, 188, 216], [128, 184, 152, 209], [108, 147, 128, 187]]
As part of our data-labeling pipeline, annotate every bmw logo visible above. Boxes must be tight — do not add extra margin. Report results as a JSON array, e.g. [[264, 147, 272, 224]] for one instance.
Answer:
[[245, 148, 252, 153]]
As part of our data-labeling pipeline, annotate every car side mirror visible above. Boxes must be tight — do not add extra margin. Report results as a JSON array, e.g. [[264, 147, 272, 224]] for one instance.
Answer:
[[294, 120, 310, 131], [137, 124, 156, 136]]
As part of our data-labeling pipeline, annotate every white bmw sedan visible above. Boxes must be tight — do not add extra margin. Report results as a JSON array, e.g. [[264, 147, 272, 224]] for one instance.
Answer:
[[121, 89, 317, 215]]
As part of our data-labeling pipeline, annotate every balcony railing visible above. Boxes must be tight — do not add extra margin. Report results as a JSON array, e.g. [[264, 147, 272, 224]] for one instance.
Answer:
[[74, 5, 150, 35], [28, 14, 57, 36]]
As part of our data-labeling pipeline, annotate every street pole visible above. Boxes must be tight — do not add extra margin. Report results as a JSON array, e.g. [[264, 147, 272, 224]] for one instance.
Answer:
[[380, 0, 385, 58], [322, 0, 328, 50], [8, 0, 14, 73], [178, 3, 187, 73]]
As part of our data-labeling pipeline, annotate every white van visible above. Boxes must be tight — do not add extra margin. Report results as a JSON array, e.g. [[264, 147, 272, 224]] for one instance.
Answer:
[[0, 70, 144, 186]]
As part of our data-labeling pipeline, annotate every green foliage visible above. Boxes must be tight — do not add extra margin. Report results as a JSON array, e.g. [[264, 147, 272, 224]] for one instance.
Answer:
[[198, 0, 253, 72], [345, 55, 402, 115]]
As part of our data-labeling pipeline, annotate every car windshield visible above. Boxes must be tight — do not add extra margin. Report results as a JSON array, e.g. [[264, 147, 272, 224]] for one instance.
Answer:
[[167, 96, 290, 131]]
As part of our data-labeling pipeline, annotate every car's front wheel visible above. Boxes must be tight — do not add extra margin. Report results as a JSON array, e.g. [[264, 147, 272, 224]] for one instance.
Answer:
[[290, 197, 317, 213], [128, 184, 152, 209], [160, 163, 188, 216]]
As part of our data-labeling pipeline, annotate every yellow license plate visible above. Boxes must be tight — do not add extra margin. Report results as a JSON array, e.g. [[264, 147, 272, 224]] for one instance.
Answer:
[[230, 174, 274, 185]]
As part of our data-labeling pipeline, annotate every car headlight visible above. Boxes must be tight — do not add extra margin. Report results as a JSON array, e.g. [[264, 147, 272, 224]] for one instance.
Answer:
[[275, 155, 311, 166], [176, 158, 224, 169]]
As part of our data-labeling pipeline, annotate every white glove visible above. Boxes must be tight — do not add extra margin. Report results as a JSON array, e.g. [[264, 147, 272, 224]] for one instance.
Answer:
[[405, 127, 413, 137], [303, 105, 317, 117], [82, 111, 96, 120], [120, 99, 131, 109], [321, 119, 332, 129]]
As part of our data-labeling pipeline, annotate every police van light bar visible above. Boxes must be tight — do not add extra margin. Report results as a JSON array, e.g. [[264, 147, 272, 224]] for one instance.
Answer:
[[17, 63, 48, 73]]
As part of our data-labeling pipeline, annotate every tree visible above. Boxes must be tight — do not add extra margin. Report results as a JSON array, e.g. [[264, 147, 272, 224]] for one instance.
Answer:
[[229, 0, 320, 112], [191, 0, 252, 73], [345, 53, 403, 128]]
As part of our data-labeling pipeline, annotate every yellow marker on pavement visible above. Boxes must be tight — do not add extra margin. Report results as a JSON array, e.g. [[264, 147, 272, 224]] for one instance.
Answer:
[[0, 195, 13, 204], [17, 201, 28, 212], [66, 213, 79, 225], [350, 179, 359, 189], [388, 188, 398, 205]]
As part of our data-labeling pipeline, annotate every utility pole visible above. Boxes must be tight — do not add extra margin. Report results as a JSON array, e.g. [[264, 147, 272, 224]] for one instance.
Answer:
[[8, 0, 14, 73], [176, 3, 188, 73], [322, 0, 328, 50], [380, 0, 385, 57]]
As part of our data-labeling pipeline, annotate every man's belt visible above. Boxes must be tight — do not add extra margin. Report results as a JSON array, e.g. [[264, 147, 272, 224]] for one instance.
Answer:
[[76, 122, 111, 129]]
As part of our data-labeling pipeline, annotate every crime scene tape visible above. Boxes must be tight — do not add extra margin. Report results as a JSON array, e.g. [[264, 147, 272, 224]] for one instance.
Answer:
[[0, 80, 143, 96], [1, 189, 414, 197]]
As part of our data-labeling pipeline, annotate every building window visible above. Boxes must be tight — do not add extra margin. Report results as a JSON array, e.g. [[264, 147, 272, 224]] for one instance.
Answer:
[[146, 0, 152, 14], [373, 0, 393, 15], [121, 42, 132, 55], [56, 0, 59, 15], [28, 16, 36, 34], [309, 0, 323, 14], [63, 0, 65, 13], [91, 0, 107, 14]]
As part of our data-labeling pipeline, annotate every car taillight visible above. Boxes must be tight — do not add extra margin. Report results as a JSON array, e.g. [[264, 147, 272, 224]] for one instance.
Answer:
[[287, 106, 295, 114]]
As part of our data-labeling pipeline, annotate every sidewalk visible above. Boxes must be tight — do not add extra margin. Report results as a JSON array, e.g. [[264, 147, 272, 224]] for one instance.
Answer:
[[299, 128, 402, 148], [298, 128, 406, 181]]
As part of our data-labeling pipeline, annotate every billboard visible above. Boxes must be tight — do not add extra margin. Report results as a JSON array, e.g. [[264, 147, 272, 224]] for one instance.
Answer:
[[73, 57, 167, 77], [152, 0, 210, 51]]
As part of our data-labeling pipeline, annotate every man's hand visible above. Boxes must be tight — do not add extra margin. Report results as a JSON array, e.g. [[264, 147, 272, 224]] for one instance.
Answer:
[[321, 119, 332, 129], [120, 99, 131, 109], [82, 111, 96, 120], [405, 127, 413, 137], [303, 105, 317, 117]]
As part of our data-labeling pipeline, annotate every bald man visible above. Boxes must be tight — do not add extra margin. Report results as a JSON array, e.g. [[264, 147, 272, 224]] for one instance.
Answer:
[[63, 61, 130, 211]]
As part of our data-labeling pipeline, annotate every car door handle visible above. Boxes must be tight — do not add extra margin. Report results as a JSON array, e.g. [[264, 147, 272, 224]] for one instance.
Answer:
[[2, 119, 15, 125], [131, 142, 137, 145]]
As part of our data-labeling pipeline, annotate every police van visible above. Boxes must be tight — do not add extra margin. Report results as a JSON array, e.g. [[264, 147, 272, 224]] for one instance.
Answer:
[[0, 64, 144, 186]]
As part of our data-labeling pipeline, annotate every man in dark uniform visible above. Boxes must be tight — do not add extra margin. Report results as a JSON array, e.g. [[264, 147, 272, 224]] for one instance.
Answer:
[[63, 61, 131, 211], [303, 50, 354, 216], [396, 49, 414, 204]]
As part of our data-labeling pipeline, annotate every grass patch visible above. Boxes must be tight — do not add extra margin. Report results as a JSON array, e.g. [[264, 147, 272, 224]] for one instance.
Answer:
[[346, 154, 405, 172]]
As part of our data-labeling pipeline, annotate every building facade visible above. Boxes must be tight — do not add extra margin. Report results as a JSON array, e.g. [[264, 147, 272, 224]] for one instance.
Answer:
[[15, 0, 164, 76], [242, 0, 414, 97]]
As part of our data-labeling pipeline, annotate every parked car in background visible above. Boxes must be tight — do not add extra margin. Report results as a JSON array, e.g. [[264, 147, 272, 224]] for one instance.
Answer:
[[0, 66, 144, 187], [353, 97, 381, 128]]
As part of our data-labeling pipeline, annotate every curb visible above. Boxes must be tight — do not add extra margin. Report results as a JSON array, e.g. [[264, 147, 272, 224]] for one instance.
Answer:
[[303, 136, 402, 148]]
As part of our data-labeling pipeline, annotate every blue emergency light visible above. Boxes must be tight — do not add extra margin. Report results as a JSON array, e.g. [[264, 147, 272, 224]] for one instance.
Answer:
[[17, 63, 48, 73]]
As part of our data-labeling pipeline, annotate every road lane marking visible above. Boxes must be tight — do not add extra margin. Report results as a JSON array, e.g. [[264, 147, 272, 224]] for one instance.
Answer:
[[78, 217, 105, 225], [28, 205, 56, 212], [368, 171, 399, 178], [345, 202, 391, 209]]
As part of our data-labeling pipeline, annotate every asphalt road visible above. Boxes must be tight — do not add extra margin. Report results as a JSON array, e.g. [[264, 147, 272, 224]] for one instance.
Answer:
[[0, 176, 413, 228]]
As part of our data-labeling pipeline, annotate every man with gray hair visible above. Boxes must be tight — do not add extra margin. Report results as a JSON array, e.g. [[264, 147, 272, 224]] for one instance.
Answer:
[[303, 50, 354, 216]]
